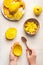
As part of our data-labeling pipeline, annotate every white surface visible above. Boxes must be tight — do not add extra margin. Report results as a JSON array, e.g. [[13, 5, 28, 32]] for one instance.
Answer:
[[0, 0, 43, 65]]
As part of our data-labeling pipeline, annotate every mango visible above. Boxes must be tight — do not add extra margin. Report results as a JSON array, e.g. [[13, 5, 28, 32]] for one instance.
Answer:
[[9, 2, 20, 13]]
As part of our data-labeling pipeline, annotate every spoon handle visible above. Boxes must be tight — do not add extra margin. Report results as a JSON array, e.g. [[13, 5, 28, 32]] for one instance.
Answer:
[[25, 43, 32, 55]]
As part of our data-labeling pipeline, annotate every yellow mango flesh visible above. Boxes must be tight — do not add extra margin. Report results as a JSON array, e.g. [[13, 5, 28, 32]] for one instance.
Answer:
[[3, 6, 9, 16], [13, 44, 22, 56], [24, 22, 37, 33], [14, 8, 24, 20], [4, 0, 13, 8], [5, 28, 17, 40], [9, 2, 20, 13], [34, 6, 42, 16]]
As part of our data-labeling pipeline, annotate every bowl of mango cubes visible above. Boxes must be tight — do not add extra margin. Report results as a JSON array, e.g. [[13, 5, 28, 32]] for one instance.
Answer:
[[24, 18, 40, 36], [1, 0, 25, 21]]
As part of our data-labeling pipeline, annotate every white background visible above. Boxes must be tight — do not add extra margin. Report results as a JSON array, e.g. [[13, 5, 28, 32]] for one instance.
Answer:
[[0, 0, 43, 65]]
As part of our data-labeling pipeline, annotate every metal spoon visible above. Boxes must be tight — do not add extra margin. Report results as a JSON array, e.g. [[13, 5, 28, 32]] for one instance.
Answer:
[[21, 37, 32, 55]]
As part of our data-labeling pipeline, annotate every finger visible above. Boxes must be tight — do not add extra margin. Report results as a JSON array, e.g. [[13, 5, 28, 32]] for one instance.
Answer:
[[32, 49, 36, 56], [15, 56, 18, 61], [10, 47, 12, 53], [10, 47, 14, 56]]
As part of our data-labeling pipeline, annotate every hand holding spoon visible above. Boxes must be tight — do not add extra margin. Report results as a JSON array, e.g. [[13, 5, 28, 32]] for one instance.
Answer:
[[21, 37, 32, 55]]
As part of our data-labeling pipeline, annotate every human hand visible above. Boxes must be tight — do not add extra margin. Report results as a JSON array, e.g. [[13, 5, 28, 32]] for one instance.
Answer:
[[9, 47, 18, 62], [26, 48, 36, 65], [9, 47, 19, 65]]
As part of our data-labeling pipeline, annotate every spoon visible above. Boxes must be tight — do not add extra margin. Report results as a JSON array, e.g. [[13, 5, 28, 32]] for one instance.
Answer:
[[21, 37, 32, 55]]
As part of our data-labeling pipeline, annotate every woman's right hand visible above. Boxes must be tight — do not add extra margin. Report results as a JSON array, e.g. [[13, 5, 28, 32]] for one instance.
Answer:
[[26, 48, 36, 65]]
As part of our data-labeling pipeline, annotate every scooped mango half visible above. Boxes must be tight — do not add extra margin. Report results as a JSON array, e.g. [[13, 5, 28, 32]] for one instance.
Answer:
[[5, 28, 17, 40], [12, 42, 22, 56]]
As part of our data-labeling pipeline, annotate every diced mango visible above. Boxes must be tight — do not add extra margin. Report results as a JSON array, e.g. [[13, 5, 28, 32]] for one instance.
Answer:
[[24, 22, 38, 34]]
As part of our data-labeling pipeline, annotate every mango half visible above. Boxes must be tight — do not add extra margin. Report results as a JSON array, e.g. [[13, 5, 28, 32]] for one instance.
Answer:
[[12, 43, 22, 56], [5, 28, 17, 40]]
